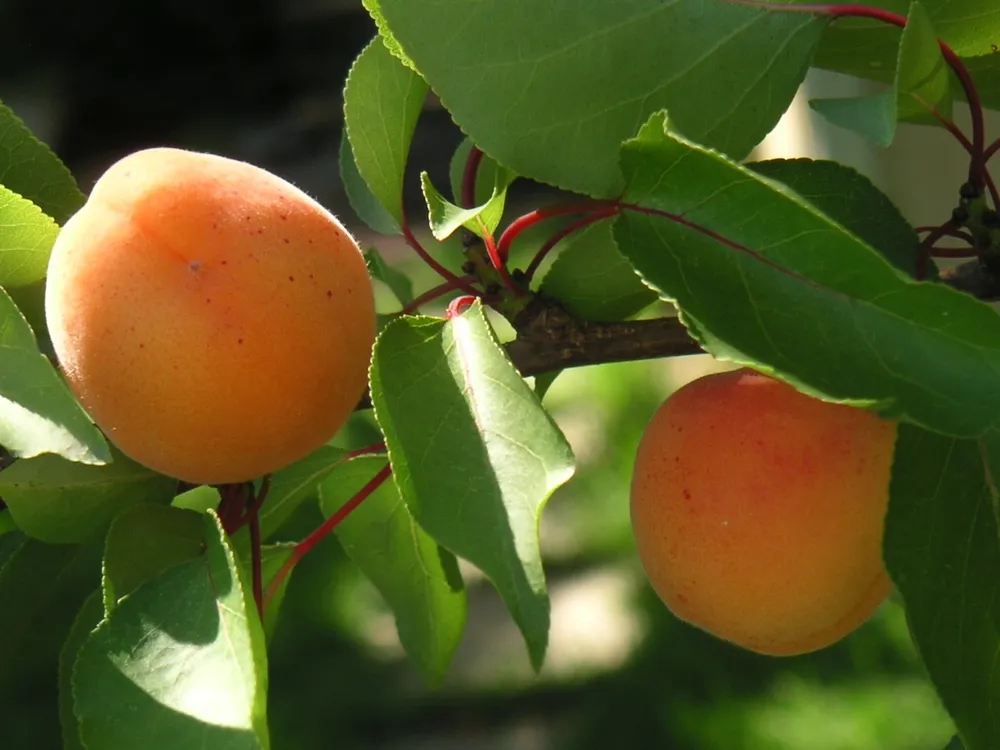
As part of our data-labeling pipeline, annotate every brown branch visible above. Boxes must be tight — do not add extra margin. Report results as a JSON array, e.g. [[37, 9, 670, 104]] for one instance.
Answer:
[[506, 295, 703, 376]]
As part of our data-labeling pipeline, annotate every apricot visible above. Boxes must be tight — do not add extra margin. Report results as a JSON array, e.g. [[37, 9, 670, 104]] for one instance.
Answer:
[[45, 147, 375, 485], [630, 367, 897, 656]]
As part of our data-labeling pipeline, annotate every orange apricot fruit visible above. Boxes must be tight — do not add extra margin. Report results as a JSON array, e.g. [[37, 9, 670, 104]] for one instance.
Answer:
[[45, 147, 375, 485], [630, 367, 897, 656]]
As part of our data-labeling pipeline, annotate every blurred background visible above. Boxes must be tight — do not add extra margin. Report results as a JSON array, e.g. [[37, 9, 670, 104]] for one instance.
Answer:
[[1, 0, 984, 747]]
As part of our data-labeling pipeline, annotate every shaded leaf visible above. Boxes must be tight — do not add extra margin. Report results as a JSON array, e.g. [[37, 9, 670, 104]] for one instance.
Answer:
[[75, 511, 270, 749], [614, 112, 1000, 437], [0, 286, 111, 464], [0, 446, 176, 543], [0, 538, 101, 691], [540, 217, 656, 320], [343, 36, 428, 227], [102, 503, 206, 615], [746, 158, 926, 278], [58, 591, 103, 750], [339, 133, 401, 236], [370, 302, 575, 668], [319, 455, 467, 684], [885, 425, 1000, 750]]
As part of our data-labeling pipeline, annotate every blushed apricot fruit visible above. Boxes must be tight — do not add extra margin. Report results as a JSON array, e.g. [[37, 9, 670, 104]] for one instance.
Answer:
[[45, 147, 375, 485], [630, 368, 897, 656]]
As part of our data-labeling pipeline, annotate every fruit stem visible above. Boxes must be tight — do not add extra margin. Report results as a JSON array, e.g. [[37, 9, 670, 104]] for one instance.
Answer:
[[524, 208, 620, 281], [400, 275, 479, 315], [726, 0, 988, 194], [263, 462, 392, 609], [462, 146, 485, 208], [229, 474, 271, 535], [496, 200, 620, 263]]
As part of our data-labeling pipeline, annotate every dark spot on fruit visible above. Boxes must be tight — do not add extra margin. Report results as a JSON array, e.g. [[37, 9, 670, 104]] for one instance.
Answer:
[[280, 213, 288, 220], [206, 298, 212, 304], [683, 489, 692, 500], [139, 343, 145, 349], [283, 238, 290, 244], [189, 260, 202, 273], [212, 222, 218, 229], [288, 276, 295, 282], [326, 290, 333, 299], [238, 338, 244, 345], [221, 260, 228, 266], [308, 273, 314, 280]]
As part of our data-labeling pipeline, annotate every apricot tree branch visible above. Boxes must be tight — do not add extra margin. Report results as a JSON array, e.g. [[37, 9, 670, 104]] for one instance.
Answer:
[[506, 296, 703, 376]]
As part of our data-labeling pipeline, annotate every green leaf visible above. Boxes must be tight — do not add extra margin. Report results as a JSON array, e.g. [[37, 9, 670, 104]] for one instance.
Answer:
[[257, 544, 295, 641], [746, 159, 925, 279], [0, 101, 86, 225], [377, 0, 828, 197], [0, 286, 111, 464], [361, 0, 418, 72], [319, 455, 467, 684], [102, 503, 206, 615], [540, 218, 657, 320], [532, 370, 561, 400], [173, 484, 221, 513], [339, 132, 401, 236], [885, 425, 1000, 750], [59, 591, 103, 750], [75, 511, 270, 749], [343, 36, 428, 228], [448, 138, 517, 209], [256, 444, 346, 540], [813, 0, 1000, 78], [809, 93, 898, 148], [0, 183, 60, 288], [614, 112, 1000, 438], [365, 246, 414, 305], [0, 538, 101, 691], [421, 169, 513, 241], [0, 511, 14, 536], [370, 302, 575, 669], [894, 2, 953, 122], [810, 2, 951, 146], [944, 737, 967, 750], [0, 446, 176, 544]]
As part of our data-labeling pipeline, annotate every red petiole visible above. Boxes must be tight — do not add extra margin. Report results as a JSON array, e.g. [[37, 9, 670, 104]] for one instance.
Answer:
[[263, 462, 393, 610]]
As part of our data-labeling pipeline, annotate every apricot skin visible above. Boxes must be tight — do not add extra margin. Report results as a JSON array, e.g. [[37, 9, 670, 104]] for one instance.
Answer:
[[630, 368, 896, 656], [45, 147, 375, 485]]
